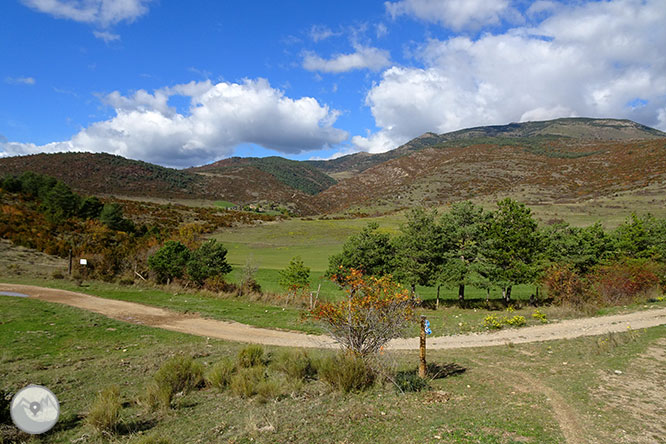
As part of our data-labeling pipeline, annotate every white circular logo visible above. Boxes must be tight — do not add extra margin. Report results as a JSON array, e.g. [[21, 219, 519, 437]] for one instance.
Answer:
[[10, 385, 60, 434]]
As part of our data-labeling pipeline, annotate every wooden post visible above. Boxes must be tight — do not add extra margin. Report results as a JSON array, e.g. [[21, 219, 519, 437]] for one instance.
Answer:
[[419, 315, 427, 378], [68, 249, 72, 275]]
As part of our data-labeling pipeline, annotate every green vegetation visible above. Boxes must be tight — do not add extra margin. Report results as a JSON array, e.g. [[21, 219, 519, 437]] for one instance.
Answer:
[[278, 256, 311, 292], [1, 295, 664, 443], [214, 200, 236, 209]]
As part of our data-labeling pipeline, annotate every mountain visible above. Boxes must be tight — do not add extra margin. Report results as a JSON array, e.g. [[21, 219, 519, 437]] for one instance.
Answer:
[[1, 118, 664, 216], [0, 152, 322, 214], [189, 156, 336, 195], [307, 118, 666, 177]]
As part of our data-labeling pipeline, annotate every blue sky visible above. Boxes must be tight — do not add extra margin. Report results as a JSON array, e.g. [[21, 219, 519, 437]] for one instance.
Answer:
[[1, 0, 665, 168]]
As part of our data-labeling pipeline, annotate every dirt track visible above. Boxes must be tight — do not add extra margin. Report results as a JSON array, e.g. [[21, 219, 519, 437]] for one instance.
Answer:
[[2, 283, 665, 350]]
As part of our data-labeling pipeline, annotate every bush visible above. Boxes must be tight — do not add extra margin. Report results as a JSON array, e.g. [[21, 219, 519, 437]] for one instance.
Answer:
[[542, 263, 589, 307], [237, 345, 265, 368], [589, 260, 662, 306], [230, 367, 265, 398], [86, 385, 122, 434], [206, 358, 236, 390], [316, 353, 375, 393], [255, 374, 290, 403], [394, 372, 430, 393], [146, 356, 203, 410], [483, 314, 503, 330], [532, 309, 548, 323], [270, 350, 315, 381], [505, 315, 526, 327], [148, 241, 191, 284]]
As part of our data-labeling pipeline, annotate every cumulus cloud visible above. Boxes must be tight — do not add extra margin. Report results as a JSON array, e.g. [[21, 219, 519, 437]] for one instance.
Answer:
[[5, 76, 36, 85], [385, 0, 512, 31], [356, 0, 666, 153], [303, 45, 392, 73], [0, 79, 348, 167], [22, 0, 152, 40]]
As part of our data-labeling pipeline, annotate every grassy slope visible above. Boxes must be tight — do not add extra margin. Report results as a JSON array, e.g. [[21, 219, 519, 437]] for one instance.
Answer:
[[1, 296, 663, 443]]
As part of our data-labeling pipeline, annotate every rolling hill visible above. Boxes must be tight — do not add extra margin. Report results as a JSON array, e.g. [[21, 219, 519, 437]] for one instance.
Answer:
[[1, 118, 664, 216]]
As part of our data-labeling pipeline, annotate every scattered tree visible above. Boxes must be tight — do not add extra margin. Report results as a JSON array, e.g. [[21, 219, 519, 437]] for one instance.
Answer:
[[279, 256, 311, 293], [186, 239, 233, 286], [148, 241, 191, 284], [326, 222, 396, 282]]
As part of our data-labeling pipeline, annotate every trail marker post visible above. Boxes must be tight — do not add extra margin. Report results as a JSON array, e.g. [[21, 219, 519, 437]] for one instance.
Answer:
[[419, 316, 427, 378]]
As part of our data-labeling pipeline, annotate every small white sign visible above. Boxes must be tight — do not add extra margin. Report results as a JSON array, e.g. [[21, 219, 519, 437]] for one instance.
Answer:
[[79, 259, 87, 265]]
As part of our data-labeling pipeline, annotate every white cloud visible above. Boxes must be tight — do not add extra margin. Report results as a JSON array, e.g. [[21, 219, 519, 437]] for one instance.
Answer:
[[303, 45, 391, 73], [5, 76, 36, 85], [0, 79, 348, 167], [93, 30, 120, 42], [22, 0, 152, 40], [385, 0, 512, 31], [309, 25, 340, 42], [356, 0, 666, 153], [22, 0, 151, 27]]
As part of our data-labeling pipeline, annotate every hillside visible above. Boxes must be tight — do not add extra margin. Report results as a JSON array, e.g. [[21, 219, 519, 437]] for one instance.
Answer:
[[0, 152, 322, 214], [313, 137, 666, 213], [308, 118, 666, 176], [190, 156, 336, 195], [1, 118, 664, 216]]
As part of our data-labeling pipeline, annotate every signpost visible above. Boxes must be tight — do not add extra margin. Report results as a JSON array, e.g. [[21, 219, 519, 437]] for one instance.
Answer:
[[419, 316, 430, 378]]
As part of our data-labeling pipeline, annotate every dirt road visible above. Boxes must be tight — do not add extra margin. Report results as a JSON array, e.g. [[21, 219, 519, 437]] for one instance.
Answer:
[[2, 283, 665, 350]]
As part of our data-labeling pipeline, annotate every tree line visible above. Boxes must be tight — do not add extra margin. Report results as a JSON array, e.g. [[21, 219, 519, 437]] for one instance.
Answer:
[[326, 199, 666, 305]]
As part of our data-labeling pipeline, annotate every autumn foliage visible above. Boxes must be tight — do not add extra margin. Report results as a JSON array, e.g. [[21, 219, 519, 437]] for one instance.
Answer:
[[310, 269, 416, 356]]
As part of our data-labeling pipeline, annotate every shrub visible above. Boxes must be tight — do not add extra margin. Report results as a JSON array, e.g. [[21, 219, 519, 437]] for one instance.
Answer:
[[278, 256, 310, 293], [483, 315, 503, 330], [311, 270, 415, 356], [147, 356, 203, 410], [394, 371, 430, 393], [542, 263, 589, 307], [86, 385, 122, 434], [206, 358, 236, 390], [270, 350, 315, 381], [532, 309, 548, 323], [237, 345, 265, 368], [230, 367, 265, 398], [255, 374, 290, 403], [505, 315, 526, 327], [589, 260, 662, 306], [317, 353, 375, 393]]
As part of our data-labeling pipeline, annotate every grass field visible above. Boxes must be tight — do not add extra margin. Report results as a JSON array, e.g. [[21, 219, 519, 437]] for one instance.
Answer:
[[1, 295, 664, 443]]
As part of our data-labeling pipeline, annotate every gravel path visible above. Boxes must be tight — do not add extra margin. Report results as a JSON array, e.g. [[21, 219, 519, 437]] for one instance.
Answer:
[[2, 283, 665, 350]]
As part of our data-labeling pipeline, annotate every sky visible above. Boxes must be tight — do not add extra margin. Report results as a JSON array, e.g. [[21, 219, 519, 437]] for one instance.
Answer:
[[1, 0, 665, 168]]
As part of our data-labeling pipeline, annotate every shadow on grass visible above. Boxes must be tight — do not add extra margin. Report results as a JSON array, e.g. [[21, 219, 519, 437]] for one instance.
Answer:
[[420, 297, 552, 311], [118, 418, 159, 436]]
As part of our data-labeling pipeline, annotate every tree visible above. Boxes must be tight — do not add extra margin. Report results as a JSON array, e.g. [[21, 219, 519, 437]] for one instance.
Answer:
[[438, 201, 489, 302], [148, 241, 191, 284], [42, 181, 81, 222], [483, 199, 541, 303], [326, 222, 395, 282], [310, 269, 415, 356], [279, 256, 310, 293], [613, 213, 666, 261], [393, 208, 443, 296], [100, 203, 133, 232], [186, 239, 233, 285], [78, 196, 104, 220], [542, 222, 613, 273]]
